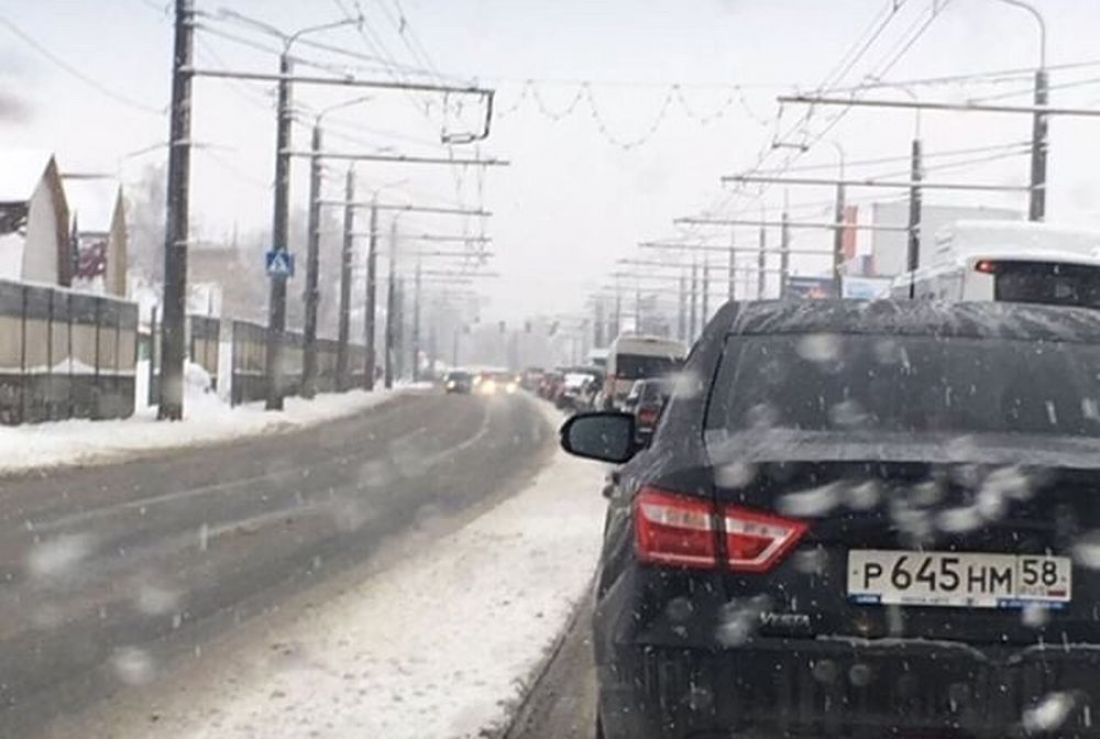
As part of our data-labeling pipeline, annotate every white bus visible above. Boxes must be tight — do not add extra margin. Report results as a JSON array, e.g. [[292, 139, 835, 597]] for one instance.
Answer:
[[890, 220, 1100, 308], [603, 334, 687, 408]]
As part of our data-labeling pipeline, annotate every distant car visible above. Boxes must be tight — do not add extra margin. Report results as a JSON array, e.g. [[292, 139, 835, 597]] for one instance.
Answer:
[[521, 367, 545, 392], [476, 371, 519, 395], [622, 378, 671, 443], [443, 370, 473, 394], [562, 299, 1100, 739]]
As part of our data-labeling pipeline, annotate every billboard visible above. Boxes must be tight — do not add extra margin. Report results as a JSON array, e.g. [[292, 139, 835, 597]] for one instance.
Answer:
[[785, 275, 836, 299], [841, 276, 892, 300]]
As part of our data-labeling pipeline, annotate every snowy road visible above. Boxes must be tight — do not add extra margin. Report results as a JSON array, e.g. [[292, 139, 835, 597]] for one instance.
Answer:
[[0, 391, 555, 737], [505, 593, 598, 739]]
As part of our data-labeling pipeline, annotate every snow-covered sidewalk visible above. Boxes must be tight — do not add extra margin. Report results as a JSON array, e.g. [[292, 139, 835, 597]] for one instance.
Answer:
[[82, 436, 608, 739], [0, 387, 406, 476]]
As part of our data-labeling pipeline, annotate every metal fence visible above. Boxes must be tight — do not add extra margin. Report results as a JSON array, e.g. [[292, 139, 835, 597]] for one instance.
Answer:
[[146, 312, 223, 406], [0, 279, 138, 425], [229, 320, 367, 405]]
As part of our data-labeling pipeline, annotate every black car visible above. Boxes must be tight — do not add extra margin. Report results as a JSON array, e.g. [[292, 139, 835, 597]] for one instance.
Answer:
[[562, 299, 1100, 739], [443, 370, 473, 394], [622, 377, 672, 443]]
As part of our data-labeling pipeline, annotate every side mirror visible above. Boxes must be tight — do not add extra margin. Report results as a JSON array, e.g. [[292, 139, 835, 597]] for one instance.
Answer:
[[560, 412, 637, 464]]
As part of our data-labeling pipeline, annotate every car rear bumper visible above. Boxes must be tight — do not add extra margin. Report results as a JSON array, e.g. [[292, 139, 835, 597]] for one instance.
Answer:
[[598, 637, 1100, 739]]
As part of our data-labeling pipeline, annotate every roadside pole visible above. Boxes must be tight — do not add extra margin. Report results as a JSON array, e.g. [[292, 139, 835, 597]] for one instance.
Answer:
[[701, 258, 709, 325], [157, 0, 194, 421], [779, 210, 791, 298], [689, 258, 698, 341], [727, 229, 736, 303], [1030, 68, 1049, 221], [301, 124, 323, 398], [384, 219, 397, 389], [757, 224, 766, 299], [677, 271, 686, 342], [831, 182, 845, 298], [336, 167, 355, 390], [411, 260, 422, 382], [364, 200, 378, 389], [264, 51, 292, 411], [906, 138, 923, 298]]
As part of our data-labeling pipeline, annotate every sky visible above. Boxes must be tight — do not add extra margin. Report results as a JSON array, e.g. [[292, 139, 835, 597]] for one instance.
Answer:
[[4, 0, 1100, 322]]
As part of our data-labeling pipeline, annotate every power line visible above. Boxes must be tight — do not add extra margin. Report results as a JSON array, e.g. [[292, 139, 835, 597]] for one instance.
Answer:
[[0, 12, 164, 115]]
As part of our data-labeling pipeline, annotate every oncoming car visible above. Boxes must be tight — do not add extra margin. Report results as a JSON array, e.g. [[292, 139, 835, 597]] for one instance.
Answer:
[[443, 370, 473, 394], [476, 370, 519, 395], [562, 299, 1100, 739]]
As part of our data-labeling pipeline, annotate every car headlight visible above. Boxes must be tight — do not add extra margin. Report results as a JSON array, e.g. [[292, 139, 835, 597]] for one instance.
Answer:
[[505, 382, 517, 394], [482, 380, 496, 394], [446, 381, 456, 388]]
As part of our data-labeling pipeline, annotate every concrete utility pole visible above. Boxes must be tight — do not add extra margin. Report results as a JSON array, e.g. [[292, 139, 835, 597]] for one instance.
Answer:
[[301, 124, 323, 398], [158, 0, 194, 421], [727, 229, 736, 303], [412, 260, 422, 382], [364, 201, 378, 389], [678, 271, 687, 341], [384, 219, 397, 389], [264, 50, 293, 411], [907, 138, 923, 298], [780, 210, 791, 298], [701, 258, 710, 324], [689, 258, 698, 341], [757, 224, 767, 299], [336, 167, 355, 390], [832, 183, 845, 297]]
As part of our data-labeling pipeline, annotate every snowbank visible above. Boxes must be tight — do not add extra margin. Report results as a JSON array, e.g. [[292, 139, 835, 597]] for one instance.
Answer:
[[0, 383, 405, 475], [93, 430, 608, 739]]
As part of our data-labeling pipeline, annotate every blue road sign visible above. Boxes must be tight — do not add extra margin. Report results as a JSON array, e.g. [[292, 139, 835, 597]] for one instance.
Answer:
[[265, 250, 295, 278]]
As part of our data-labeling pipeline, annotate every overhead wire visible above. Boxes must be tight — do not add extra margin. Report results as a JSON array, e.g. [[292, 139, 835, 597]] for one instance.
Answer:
[[0, 12, 164, 115]]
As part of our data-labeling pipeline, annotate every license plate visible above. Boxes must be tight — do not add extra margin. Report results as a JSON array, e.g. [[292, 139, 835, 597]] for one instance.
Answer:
[[848, 550, 1072, 609]]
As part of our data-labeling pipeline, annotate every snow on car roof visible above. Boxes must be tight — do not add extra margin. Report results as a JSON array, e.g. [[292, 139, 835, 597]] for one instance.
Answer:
[[0, 149, 53, 202], [729, 299, 1100, 343]]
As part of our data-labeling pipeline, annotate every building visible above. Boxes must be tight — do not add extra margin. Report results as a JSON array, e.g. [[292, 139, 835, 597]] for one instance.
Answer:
[[870, 201, 1021, 277], [0, 150, 71, 285], [64, 176, 128, 297]]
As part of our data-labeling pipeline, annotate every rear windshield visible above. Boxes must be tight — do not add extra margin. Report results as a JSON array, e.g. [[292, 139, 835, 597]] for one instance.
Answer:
[[614, 354, 679, 380], [446, 372, 471, 381], [995, 261, 1100, 309], [707, 333, 1100, 437]]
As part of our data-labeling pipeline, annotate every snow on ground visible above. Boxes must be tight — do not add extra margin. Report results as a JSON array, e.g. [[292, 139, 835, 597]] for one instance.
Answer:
[[0, 365, 407, 475], [94, 432, 607, 739]]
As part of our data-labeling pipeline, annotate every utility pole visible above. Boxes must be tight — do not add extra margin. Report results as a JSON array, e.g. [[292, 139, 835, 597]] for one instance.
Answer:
[[364, 200, 378, 389], [727, 229, 736, 303], [301, 124, 323, 398], [780, 210, 791, 298], [264, 51, 293, 411], [677, 270, 687, 341], [336, 167, 355, 390], [158, 0, 194, 421], [452, 326, 460, 368], [412, 260, 422, 382], [1030, 68, 1049, 221], [612, 291, 621, 340], [907, 138, 923, 298], [384, 219, 397, 389], [394, 277, 406, 380], [832, 183, 846, 298], [701, 258, 710, 324], [689, 258, 698, 341], [757, 224, 767, 299]]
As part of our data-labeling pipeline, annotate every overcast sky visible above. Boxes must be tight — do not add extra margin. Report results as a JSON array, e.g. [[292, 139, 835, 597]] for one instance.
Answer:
[[4, 0, 1100, 320]]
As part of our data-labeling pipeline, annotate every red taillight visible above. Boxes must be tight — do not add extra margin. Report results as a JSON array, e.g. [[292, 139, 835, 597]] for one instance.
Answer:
[[634, 487, 717, 569], [638, 408, 658, 424], [975, 259, 998, 274], [722, 505, 808, 573], [634, 487, 807, 573]]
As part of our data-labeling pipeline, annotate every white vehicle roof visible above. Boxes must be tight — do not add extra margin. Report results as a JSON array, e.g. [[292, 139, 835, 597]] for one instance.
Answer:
[[890, 248, 1100, 289], [609, 334, 687, 357], [935, 219, 1100, 261]]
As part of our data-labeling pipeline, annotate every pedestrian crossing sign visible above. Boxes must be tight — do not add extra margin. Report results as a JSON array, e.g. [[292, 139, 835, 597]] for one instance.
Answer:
[[265, 250, 295, 278]]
